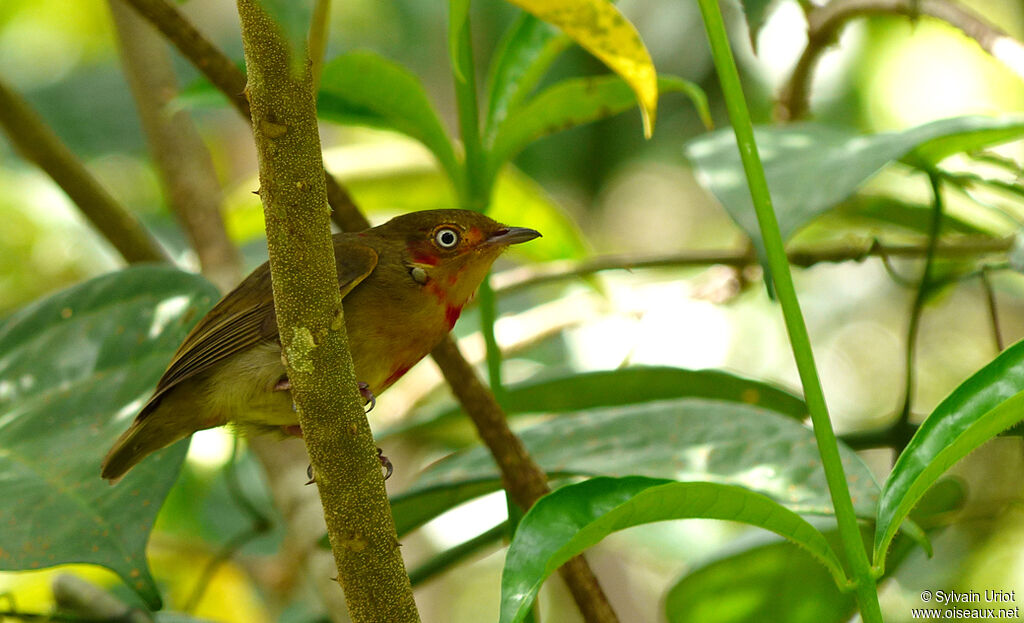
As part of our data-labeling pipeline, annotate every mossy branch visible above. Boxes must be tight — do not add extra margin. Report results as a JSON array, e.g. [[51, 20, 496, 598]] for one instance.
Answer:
[[0, 76, 167, 265], [235, 1, 418, 621]]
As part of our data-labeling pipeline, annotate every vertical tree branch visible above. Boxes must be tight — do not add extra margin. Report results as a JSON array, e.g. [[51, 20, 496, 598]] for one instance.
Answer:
[[235, 1, 418, 621], [109, 1, 243, 291], [0, 76, 168, 264]]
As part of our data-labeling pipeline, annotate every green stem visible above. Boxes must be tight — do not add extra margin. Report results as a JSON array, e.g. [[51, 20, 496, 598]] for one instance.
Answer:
[[896, 171, 944, 449], [408, 521, 508, 587], [451, 5, 504, 393], [693, 0, 882, 619], [452, 11, 486, 211], [479, 276, 505, 394]]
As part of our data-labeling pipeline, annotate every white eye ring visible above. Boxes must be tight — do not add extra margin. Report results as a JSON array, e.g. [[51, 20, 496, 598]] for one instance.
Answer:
[[434, 227, 460, 249]]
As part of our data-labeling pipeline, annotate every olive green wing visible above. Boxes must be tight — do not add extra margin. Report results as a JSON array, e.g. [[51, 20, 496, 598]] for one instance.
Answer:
[[142, 238, 379, 411]]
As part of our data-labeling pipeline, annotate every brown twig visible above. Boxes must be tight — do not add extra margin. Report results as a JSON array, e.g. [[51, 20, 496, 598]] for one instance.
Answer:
[[120, 0, 365, 232], [492, 236, 1013, 295], [109, 1, 242, 292], [236, 1, 419, 621], [0, 76, 168, 264], [777, 0, 1024, 120]]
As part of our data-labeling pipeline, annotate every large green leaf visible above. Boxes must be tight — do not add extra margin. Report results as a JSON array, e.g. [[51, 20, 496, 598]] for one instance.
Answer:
[[484, 14, 567, 140], [499, 476, 847, 623], [0, 266, 218, 609], [664, 530, 856, 623], [685, 115, 1024, 254], [383, 366, 807, 440], [488, 75, 708, 179], [389, 399, 878, 536], [503, 0, 659, 136], [874, 337, 1024, 568], [317, 51, 461, 187]]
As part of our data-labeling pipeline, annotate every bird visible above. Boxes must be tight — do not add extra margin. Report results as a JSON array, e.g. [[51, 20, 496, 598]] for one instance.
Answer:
[[100, 209, 541, 481]]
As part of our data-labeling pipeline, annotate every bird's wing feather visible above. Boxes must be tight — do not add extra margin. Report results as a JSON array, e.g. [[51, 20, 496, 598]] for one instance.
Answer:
[[141, 238, 379, 413]]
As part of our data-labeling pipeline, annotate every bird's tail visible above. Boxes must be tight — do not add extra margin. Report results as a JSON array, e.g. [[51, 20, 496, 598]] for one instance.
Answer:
[[100, 408, 182, 483]]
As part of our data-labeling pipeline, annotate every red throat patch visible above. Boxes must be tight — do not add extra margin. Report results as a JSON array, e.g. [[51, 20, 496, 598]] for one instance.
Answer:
[[445, 304, 463, 330]]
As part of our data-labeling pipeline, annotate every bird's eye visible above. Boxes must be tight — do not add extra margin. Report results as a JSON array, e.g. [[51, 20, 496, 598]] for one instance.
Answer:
[[434, 227, 460, 249]]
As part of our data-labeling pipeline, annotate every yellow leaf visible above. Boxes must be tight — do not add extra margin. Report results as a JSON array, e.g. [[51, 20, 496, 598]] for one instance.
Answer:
[[506, 0, 658, 137]]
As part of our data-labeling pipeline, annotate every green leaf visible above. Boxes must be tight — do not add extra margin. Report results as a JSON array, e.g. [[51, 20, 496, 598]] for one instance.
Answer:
[[489, 75, 708, 177], [317, 51, 461, 187], [835, 194, 993, 236], [389, 399, 879, 536], [383, 366, 807, 440], [448, 0, 471, 84], [874, 337, 1024, 569], [740, 0, 779, 51], [503, 0, 659, 137], [0, 266, 219, 609], [484, 14, 567, 140], [499, 476, 847, 623], [665, 530, 856, 623], [685, 115, 1024, 255]]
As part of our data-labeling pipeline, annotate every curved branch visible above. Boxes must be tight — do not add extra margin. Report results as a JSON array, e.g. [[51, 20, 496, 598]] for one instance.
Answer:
[[491, 236, 1013, 295], [777, 0, 1024, 120], [0, 76, 167, 264]]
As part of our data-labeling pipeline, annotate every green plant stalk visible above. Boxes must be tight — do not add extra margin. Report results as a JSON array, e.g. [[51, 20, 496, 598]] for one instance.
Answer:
[[693, 0, 882, 619], [451, 6, 505, 393], [897, 171, 944, 448], [408, 521, 508, 587]]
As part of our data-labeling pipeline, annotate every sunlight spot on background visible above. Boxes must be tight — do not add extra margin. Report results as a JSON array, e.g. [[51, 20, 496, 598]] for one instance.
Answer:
[[148, 296, 190, 339], [629, 294, 732, 370], [755, 1, 864, 97], [421, 491, 509, 550], [0, 16, 81, 88], [187, 428, 235, 470], [865, 21, 1024, 130]]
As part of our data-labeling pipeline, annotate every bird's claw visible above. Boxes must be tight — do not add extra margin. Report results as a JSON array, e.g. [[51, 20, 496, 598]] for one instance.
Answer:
[[378, 447, 393, 480], [358, 382, 376, 413]]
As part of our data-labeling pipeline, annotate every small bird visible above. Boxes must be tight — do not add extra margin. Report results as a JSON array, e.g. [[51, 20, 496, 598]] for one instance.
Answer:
[[101, 209, 540, 481]]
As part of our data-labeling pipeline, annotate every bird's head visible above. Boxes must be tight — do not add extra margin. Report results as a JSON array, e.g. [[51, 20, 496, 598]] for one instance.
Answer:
[[373, 209, 540, 313]]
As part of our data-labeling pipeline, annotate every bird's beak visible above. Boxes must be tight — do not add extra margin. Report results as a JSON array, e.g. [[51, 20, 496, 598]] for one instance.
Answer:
[[486, 226, 542, 247]]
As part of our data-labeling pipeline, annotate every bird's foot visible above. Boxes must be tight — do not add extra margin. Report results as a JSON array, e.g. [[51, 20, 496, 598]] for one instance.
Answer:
[[304, 448, 393, 485], [358, 382, 376, 413], [278, 376, 373, 413], [378, 447, 394, 480]]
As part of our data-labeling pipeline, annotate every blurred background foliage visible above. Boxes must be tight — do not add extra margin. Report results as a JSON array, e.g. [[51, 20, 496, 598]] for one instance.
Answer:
[[1, 0, 1023, 621]]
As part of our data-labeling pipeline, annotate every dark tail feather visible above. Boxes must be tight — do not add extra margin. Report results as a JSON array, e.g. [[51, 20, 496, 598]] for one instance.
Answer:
[[100, 415, 179, 483]]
